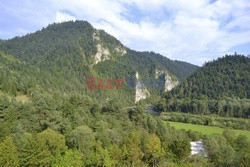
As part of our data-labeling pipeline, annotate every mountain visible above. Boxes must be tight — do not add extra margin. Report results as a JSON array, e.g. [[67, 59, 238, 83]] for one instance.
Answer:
[[0, 21, 249, 167], [0, 21, 198, 104], [170, 55, 250, 99], [160, 54, 250, 118], [0, 21, 200, 166]]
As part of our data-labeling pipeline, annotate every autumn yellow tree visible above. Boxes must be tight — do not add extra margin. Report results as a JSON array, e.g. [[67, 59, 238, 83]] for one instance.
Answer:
[[145, 134, 164, 166]]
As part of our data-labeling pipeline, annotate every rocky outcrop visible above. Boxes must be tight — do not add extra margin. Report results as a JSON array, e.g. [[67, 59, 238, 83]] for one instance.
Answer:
[[92, 32, 110, 64], [155, 69, 179, 91], [114, 46, 127, 56], [135, 72, 150, 103], [92, 31, 127, 64], [164, 75, 179, 91]]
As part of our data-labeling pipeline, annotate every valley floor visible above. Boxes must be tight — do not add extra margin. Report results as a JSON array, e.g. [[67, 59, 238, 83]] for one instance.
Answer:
[[168, 121, 250, 141]]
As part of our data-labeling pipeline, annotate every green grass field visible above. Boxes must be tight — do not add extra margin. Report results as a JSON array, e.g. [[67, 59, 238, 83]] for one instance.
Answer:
[[168, 121, 250, 141]]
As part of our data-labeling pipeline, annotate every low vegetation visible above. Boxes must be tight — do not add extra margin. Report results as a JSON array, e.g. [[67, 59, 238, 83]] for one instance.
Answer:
[[168, 121, 250, 141], [160, 112, 250, 130]]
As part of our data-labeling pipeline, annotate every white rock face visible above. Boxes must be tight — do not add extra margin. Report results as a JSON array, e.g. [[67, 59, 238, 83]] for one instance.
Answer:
[[92, 32, 110, 64], [190, 140, 207, 157], [135, 72, 150, 103], [114, 46, 127, 56], [93, 32, 101, 41], [155, 69, 179, 91], [155, 69, 165, 78], [164, 75, 179, 91], [94, 44, 110, 64], [92, 32, 127, 64]]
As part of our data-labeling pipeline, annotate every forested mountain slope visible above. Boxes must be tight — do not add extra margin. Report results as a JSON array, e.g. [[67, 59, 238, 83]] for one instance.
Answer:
[[159, 55, 250, 118], [171, 55, 250, 99], [0, 21, 198, 104], [0, 21, 249, 167]]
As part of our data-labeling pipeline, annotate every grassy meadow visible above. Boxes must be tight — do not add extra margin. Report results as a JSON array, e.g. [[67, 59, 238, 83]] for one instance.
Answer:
[[168, 121, 250, 141]]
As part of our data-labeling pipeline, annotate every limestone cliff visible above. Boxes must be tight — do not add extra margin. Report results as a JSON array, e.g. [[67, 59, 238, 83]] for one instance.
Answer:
[[155, 69, 179, 92], [92, 31, 127, 64], [135, 72, 150, 103]]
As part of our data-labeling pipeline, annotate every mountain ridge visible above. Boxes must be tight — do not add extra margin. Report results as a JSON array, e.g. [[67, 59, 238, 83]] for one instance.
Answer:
[[158, 54, 250, 118], [0, 20, 198, 103]]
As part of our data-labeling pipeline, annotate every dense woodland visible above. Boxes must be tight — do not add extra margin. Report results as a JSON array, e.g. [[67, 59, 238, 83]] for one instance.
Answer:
[[155, 55, 250, 118], [0, 21, 197, 104], [0, 21, 250, 166], [1, 93, 250, 166], [0, 93, 196, 166]]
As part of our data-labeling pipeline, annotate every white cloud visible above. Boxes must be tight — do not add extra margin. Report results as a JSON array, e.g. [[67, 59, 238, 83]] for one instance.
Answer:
[[55, 11, 76, 23], [1, 0, 250, 65]]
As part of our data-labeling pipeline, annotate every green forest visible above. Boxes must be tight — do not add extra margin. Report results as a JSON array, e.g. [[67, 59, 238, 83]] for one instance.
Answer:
[[0, 21, 197, 104], [155, 55, 250, 118], [0, 21, 250, 167]]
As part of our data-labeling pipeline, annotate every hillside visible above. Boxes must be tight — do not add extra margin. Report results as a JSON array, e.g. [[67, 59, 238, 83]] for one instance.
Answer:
[[0, 21, 249, 167], [171, 55, 250, 99], [0, 21, 198, 104], [0, 21, 206, 166], [158, 55, 250, 118]]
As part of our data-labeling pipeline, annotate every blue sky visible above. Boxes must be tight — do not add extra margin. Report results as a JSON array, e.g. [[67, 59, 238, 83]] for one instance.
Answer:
[[0, 0, 250, 66]]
